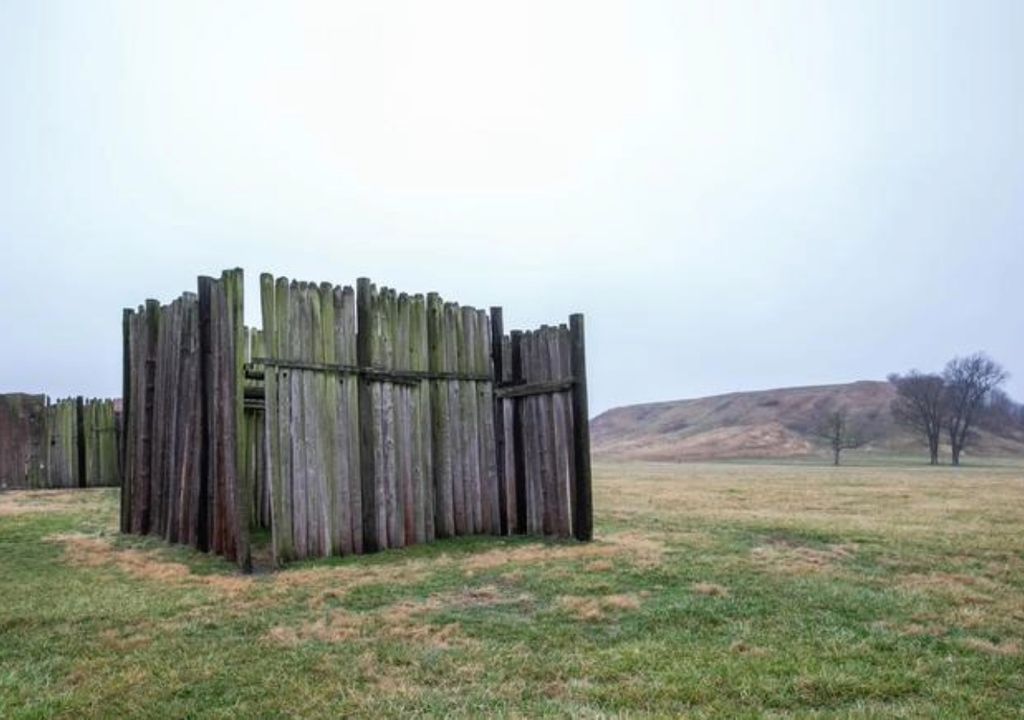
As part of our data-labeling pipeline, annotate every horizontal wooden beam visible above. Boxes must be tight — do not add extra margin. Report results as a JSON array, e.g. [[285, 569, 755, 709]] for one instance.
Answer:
[[494, 379, 575, 399], [248, 358, 492, 385]]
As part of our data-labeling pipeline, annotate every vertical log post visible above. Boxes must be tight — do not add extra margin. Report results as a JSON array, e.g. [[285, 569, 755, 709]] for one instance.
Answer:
[[120, 309, 132, 532], [428, 292, 453, 538], [510, 330, 527, 534], [357, 277, 379, 552], [489, 307, 507, 535], [569, 314, 592, 542], [196, 277, 213, 552], [225, 269, 251, 571], [75, 395, 86, 488]]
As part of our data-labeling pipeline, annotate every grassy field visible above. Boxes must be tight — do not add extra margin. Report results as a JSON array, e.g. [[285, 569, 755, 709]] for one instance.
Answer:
[[2, 461, 1022, 718]]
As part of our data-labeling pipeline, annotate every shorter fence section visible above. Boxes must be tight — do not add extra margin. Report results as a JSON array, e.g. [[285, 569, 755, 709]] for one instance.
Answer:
[[493, 317, 592, 542], [120, 270, 250, 568]]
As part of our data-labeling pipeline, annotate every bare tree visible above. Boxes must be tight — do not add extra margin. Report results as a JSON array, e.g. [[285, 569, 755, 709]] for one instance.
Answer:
[[889, 371, 947, 465], [943, 353, 1008, 465], [817, 407, 864, 466]]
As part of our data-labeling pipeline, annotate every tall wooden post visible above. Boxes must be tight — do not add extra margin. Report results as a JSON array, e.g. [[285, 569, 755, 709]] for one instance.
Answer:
[[489, 307, 507, 535], [224, 268, 251, 572], [120, 309, 132, 532], [196, 278, 213, 552], [510, 330, 527, 534], [357, 277, 379, 552], [74, 395, 86, 488], [569, 314, 592, 542]]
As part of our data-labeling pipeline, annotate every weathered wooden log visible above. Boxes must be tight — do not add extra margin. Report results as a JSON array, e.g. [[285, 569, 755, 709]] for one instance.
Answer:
[[569, 314, 593, 542]]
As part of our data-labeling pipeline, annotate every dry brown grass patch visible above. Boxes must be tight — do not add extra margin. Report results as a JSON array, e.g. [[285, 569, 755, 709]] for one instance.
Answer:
[[461, 531, 664, 575], [872, 620, 950, 638], [267, 586, 516, 650], [603, 593, 641, 610], [433, 585, 535, 618], [275, 560, 433, 590], [381, 619, 464, 649], [751, 540, 857, 575], [277, 561, 436, 611], [898, 572, 1000, 601], [603, 531, 666, 568], [594, 461, 1024, 553], [47, 533, 255, 597], [558, 596, 604, 621], [0, 489, 109, 517], [558, 592, 644, 621], [461, 543, 615, 571], [500, 570, 525, 583], [99, 626, 154, 652], [901, 623, 948, 638], [730, 640, 769, 656], [264, 625, 301, 647], [693, 581, 730, 597], [961, 637, 1021, 656], [265, 608, 368, 646]]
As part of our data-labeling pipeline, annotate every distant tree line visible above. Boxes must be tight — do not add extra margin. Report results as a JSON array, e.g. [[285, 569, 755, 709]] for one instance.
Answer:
[[889, 352, 1013, 465]]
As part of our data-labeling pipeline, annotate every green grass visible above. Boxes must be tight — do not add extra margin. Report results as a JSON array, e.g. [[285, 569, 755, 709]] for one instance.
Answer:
[[1, 461, 1023, 718]]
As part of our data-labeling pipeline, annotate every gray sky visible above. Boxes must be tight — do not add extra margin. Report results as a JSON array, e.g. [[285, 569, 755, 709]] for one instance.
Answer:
[[2, 1, 1021, 415]]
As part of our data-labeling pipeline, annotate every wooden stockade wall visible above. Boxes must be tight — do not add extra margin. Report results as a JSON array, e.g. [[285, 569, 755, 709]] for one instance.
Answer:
[[256, 277, 363, 561], [0, 394, 47, 489], [495, 321, 592, 541], [121, 268, 591, 569], [81, 399, 120, 488], [0, 394, 120, 490], [120, 270, 251, 568], [255, 277, 506, 562]]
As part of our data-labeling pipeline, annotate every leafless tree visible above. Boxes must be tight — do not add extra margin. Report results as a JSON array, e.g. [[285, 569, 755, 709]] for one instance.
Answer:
[[817, 407, 864, 466], [889, 371, 946, 465], [943, 353, 1008, 465]]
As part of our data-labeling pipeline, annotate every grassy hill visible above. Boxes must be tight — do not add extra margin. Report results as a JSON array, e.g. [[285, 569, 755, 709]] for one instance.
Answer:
[[592, 380, 1024, 463]]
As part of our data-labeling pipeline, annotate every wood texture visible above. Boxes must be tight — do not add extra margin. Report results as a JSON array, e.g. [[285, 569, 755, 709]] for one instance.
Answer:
[[121, 268, 592, 567], [489, 308, 507, 535], [569, 314, 593, 542], [121, 272, 249, 569], [0, 395, 117, 490]]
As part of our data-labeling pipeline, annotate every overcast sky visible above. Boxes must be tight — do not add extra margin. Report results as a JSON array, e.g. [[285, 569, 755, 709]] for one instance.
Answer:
[[1, 1, 1021, 415]]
